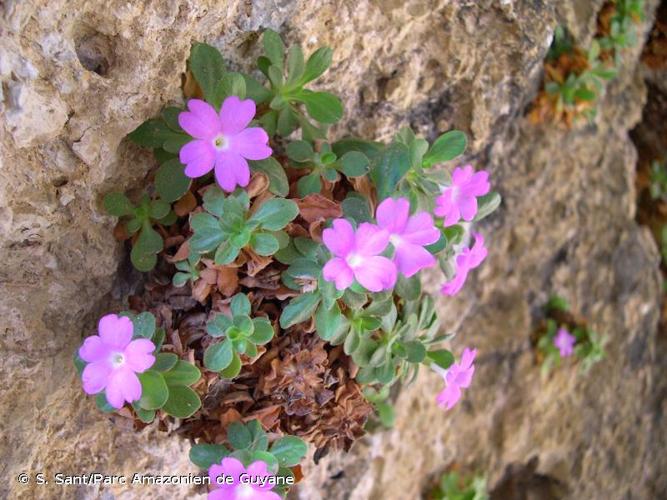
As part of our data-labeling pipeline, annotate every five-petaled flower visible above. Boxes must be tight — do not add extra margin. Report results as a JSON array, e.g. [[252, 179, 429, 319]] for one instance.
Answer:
[[208, 457, 280, 500], [436, 347, 477, 410], [434, 165, 490, 227], [178, 97, 272, 192], [376, 197, 441, 277], [440, 232, 488, 296], [322, 219, 397, 292], [554, 327, 576, 357], [79, 314, 156, 409]]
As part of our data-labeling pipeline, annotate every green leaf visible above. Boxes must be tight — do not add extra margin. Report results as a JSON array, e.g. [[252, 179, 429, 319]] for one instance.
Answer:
[[149, 199, 170, 220], [153, 328, 166, 352], [344, 328, 360, 354], [246, 420, 269, 451], [161, 106, 182, 131], [294, 90, 343, 124], [207, 314, 232, 338], [204, 341, 234, 371], [395, 274, 421, 301], [131, 224, 163, 272], [276, 106, 297, 136], [280, 292, 321, 328], [163, 360, 201, 386], [297, 172, 322, 197], [190, 213, 224, 253], [369, 142, 411, 200], [301, 47, 333, 84], [286, 140, 314, 162], [270, 436, 308, 467], [403, 340, 426, 363], [214, 241, 241, 265], [95, 393, 115, 413], [249, 318, 274, 345], [250, 199, 299, 231], [155, 159, 191, 203], [161, 133, 192, 154], [189, 444, 230, 469], [427, 349, 455, 370], [249, 158, 289, 197], [227, 421, 252, 449], [128, 119, 172, 148], [341, 193, 372, 223], [162, 385, 201, 418], [132, 311, 156, 339], [339, 151, 369, 177], [263, 30, 285, 71], [422, 130, 467, 168], [213, 72, 247, 108], [153, 353, 179, 372], [134, 405, 156, 423], [190, 42, 226, 103], [244, 74, 271, 104], [376, 401, 395, 427], [286, 45, 305, 85], [474, 192, 502, 222], [220, 352, 242, 379], [315, 301, 344, 341], [73, 352, 86, 376], [137, 370, 169, 410], [250, 232, 280, 256], [103, 192, 134, 217], [230, 293, 251, 316]]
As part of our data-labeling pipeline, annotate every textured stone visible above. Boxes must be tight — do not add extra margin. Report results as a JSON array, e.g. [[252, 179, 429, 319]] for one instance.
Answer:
[[0, 1, 665, 499]]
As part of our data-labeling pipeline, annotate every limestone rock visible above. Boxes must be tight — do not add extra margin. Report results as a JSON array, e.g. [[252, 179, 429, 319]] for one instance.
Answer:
[[0, 1, 665, 499]]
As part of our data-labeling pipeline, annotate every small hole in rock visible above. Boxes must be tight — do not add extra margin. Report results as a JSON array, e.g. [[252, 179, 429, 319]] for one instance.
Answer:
[[75, 31, 115, 77], [52, 177, 68, 188]]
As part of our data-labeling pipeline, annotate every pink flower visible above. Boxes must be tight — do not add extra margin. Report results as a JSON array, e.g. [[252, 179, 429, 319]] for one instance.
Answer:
[[376, 197, 441, 277], [78, 314, 156, 409], [322, 219, 397, 292], [178, 97, 272, 192], [440, 232, 488, 296], [554, 328, 576, 357], [208, 458, 280, 500], [434, 165, 490, 227], [436, 347, 476, 410]]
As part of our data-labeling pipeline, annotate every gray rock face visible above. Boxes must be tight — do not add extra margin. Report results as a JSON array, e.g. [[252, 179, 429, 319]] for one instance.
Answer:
[[1, 1, 665, 499]]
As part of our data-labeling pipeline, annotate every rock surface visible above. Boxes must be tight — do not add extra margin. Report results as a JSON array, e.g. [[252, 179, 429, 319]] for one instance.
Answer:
[[1, 1, 665, 499]]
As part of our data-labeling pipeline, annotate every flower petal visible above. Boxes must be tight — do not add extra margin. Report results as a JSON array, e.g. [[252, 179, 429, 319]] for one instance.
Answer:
[[79, 335, 110, 363], [468, 233, 488, 268], [216, 457, 246, 484], [323, 258, 354, 290], [81, 361, 111, 394], [403, 212, 440, 245], [355, 223, 389, 256], [105, 368, 142, 409], [455, 365, 475, 388], [465, 170, 490, 197], [98, 314, 133, 350], [179, 99, 220, 139], [322, 219, 355, 257], [440, 267, 469, 296], [231, 127, 272, 160], [458, 195, 478, 221], [434, 190, 460, 227], [459, 347, 477, 370], [376, 197, 410, 233], [214, 152, 249, 192], [436, 384, 461, 410], [220, 96, 257, 135], [180, 140, 215, 178], [124, 339, 156, 372], [246, 461, 277, 491], [353, 256, 397, 292], [451, 164, 474, 186], [394, 243, 436, 277]]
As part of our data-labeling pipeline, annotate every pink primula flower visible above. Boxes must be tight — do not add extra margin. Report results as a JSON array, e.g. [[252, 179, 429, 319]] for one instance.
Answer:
[[376, 197, 441, 277], [436, 347, 477, 410], [434, 165, 490, 226], [322, 219, 397, 292], [178, 97, 272, 192], [79, 314, 156, 409], [208, 458, 280, 500], [440, 232, 488, 296], [554, 327, 576, 357]]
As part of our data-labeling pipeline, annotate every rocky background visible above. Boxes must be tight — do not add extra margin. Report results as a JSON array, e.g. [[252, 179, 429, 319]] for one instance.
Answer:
[[1, 0, 665, 499]]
